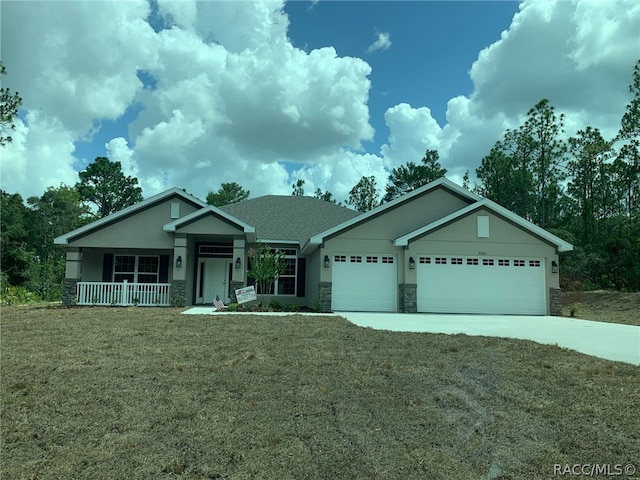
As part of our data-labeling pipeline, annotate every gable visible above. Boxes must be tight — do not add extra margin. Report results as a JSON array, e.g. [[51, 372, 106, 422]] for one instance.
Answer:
[[328, 186, 473, 241], [64, 196, 201, 248], [413, 208, 557, 247], [172, 213, 245, 235]]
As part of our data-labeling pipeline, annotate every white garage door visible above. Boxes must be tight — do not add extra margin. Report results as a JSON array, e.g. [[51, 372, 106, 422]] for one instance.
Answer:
[[332, 254, 397, 312], [417, 256, 546, 315]]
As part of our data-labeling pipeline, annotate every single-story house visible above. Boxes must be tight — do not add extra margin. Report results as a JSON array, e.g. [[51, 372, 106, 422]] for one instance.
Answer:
[[54, 178, 573, 315]]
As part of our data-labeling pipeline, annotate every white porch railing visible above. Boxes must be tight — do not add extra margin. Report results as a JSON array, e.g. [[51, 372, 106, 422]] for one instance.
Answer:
[[76, 281, 172, 306]]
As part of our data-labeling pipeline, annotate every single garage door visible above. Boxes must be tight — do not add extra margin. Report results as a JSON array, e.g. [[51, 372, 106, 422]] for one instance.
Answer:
[[332, 254, 397, 311], [417, 256, 546, 315]]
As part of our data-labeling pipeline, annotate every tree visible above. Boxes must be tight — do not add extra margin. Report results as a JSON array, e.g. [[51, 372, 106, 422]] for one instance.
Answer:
[[383, 150, 447, 202], [26, 185, 91, 300], [313, 188, 338, 204], [0, 61, 23, 146], [566, 127, 615, 244], [291, 178, 305, 196], [347, 176, 379, 212], [619, 59, 640, 142], [246, 245, 287, 305], [521, 99, 567, 228], [0, 191, 30, 286], [206, 182, 250, 207], [76, 157, 143, 217]]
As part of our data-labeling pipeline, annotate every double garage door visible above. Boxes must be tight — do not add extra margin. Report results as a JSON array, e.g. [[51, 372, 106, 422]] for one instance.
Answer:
[[331, 253, 546, 314], [417, 256, 546, 315]]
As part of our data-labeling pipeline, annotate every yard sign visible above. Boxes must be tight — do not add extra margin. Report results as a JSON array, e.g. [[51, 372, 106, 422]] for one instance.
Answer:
[[235, 285, 257, 304]]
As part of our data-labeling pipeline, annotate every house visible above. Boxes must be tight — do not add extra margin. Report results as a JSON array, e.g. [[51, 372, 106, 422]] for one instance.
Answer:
[[54, 178, 573, 315]]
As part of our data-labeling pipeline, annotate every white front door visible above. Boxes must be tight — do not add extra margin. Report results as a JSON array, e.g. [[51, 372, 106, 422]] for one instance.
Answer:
[[196, 258, 231, 304]]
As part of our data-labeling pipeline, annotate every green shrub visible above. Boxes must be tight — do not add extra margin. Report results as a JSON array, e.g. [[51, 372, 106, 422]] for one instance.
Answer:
[[268, 300, 283, 311], [285, 304, 300, 312], [569, 303, 581, 318], [0, 286, 41, 305]]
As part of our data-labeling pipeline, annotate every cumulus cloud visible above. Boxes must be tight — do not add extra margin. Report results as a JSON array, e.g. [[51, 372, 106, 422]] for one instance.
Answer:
[[366, 32, 392, 54], [1, 0, 637, 206]]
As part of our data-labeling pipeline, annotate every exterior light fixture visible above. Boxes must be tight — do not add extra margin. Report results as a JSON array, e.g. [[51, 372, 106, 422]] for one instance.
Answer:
[[409, 257, 416, 270], [235, 257, 242, 269], [324, 255, 330, 268], [551, 260, 558, 274], [176, 256, 183, 268]]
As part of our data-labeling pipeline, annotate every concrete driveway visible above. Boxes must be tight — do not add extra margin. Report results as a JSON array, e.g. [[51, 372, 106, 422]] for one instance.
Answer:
[[338, 312, 640, 366]]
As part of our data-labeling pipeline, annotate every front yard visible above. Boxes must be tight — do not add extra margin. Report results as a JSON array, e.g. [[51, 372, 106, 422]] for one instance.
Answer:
[[1, 305, 638, 479]]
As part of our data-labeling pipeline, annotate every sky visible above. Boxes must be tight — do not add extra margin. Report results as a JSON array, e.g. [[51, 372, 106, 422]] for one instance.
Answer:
[[1, 0, 638, 204]]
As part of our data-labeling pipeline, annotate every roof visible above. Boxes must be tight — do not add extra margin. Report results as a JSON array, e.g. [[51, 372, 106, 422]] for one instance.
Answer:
[[220, 195, 361, 244], [393, 198, 574, 252], [302, 177, 480, 253], [54, 188, 207, 245]]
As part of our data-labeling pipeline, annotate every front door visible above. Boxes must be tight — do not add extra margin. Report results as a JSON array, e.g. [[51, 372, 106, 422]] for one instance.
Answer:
[[196, 258, 231, 304]]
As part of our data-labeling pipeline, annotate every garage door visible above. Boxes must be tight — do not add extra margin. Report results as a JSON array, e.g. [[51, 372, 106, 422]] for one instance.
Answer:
[[332, 254, 397, 312], [417, 256, 546, 315]]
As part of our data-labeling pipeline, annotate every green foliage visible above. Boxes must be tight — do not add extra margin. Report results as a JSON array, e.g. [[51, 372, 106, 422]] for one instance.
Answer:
[[76, 157, 143, 218], [347, 176, 379, 212], [206, 182, 250, 207], [291, 178, 305, 196], [247, 245, 287, 303], [313, 188, 338, 204], [0, 61, 23, 146], [384, 150, 447, 202], [0, 285, 40, 305]]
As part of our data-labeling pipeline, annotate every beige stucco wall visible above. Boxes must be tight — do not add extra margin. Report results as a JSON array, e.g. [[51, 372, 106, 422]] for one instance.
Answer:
[[81, 248, 173, 282], [68, 198, 200, 249], [332, 187, 471, 241], [405, 208, 560, 289], [306, 249, 321, 307], [175, 216, 244, 235]]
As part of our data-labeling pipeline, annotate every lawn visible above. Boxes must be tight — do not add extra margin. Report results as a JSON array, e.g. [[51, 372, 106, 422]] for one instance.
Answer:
[[562, 290, 640, 326], [1, 305, 639, 480]]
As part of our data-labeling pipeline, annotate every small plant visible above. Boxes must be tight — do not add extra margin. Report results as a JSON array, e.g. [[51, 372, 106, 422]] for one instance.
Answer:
[[269, 300, 283, 311], [285, 303, 300, 312], [132, 296, 140, 306], [569, 303, 581, 318], [226, 303, 240, 311], [92, 294, 100, 305]]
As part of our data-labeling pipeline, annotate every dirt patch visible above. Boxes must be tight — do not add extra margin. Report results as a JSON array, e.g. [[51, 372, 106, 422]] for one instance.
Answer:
[[563, 290, 640, 326], [2, 305, 639, 479]]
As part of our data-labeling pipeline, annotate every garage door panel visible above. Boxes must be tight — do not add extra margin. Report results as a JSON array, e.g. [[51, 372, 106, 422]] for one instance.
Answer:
[[332, 254, 397, 312], [417, 256, 546, 315]]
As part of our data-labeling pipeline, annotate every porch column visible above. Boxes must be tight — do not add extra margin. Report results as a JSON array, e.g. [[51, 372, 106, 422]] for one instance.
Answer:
[[230, 237, 246, 302], [62, 247, 82, 306], [171, 235, 187, 306]]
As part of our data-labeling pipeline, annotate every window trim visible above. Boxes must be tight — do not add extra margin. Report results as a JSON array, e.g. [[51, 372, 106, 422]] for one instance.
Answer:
[[113, 255, 160, 283]]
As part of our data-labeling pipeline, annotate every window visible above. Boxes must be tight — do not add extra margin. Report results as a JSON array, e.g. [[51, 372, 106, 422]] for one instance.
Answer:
[[114, 255, 159, 283], [275, 249, 297, 295], [419, 257, 431, 264], [467, 258, 479, 265], [498, 259, 510, 266], [350, 256, 362, 263], [199, 244, 233, 256], [477, 216, 490, 238], [435, 257, 447, 264], [366, 256, 378, 263], [381, 256, 394, 264], [482, 258, 495, 266], [514, 260, 525, 267], [529, 260, 541, 267], [451, 258, 463, 265], [334, 255, 346, 263]]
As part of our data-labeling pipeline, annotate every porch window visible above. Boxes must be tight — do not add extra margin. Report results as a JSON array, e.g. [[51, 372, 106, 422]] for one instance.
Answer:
[[114, 255, 159, 283]]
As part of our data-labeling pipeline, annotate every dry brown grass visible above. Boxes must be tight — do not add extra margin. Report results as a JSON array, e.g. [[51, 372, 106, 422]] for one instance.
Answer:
[[563, 291, 640, 326], [2, 305, 639, 479]]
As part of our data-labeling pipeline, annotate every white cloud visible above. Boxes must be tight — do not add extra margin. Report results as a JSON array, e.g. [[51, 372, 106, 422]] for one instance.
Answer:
[[366, 32, 392, 54], [1, 0, 637, 207]]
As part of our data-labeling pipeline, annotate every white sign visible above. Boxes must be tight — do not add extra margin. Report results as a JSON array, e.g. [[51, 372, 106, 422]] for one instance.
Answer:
[[235, 285, 257, 304]]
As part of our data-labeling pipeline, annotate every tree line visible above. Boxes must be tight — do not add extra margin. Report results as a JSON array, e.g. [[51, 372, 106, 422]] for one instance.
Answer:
[[1, 60, 638, 303]]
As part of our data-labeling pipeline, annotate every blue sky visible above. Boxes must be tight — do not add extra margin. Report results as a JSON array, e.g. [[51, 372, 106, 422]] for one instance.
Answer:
[[1, 0, 637, 203]]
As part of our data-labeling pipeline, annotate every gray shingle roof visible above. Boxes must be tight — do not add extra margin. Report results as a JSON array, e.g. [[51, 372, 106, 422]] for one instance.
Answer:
[[219, 196, 361, 244]]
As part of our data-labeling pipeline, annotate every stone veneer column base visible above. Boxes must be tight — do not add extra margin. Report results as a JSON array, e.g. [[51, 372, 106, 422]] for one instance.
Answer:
[[399, 283, 417, 313], [318, 282, 332, 312], [229, 281, 244, 303], [171, 280, 187, 307], [62, 278, 80, 306], [549, 287, 562, 316]]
